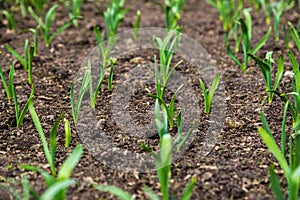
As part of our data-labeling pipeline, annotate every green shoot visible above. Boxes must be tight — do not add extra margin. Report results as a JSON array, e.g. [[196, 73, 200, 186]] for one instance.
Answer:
[[94, 0, 128, 68], [2, 9, 17, 31], [133, 10, 141, 40], [6, 39, 33, 70], [28, 4, 75, 47], [88, 61, 105, 108], [94, 185, 134, 200], [206, 0, 243, 32], [248, 52, 284, 104], [288, 22, 300, 51], [61, 0, 83, 27], [153, 29, 182, 99], [0, 62, 14, 101], [64, 118, 71, 148], [12, 84, 34, 127], [271, 0, 295, 41], [70, 66, 91, 123], [164, 0, 186, 30], [27, 100, 83, 199], [226, 18, 272, 74], [199, 72, 221, 114]]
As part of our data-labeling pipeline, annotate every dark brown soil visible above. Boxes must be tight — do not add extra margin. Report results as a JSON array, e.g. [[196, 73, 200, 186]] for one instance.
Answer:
[[0, 0, 299, 199]]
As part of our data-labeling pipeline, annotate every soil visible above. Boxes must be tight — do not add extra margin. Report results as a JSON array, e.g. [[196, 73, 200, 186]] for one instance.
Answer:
[[0, 0, 299, 199]]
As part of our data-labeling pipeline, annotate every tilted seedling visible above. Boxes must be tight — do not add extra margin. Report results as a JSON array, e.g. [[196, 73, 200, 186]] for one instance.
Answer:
[[2, 9, 17, 31], [28, 4, 75, 47], [288, 22, 300, 51], [248, 52, 283, 104], [199, 72, 221, 114]]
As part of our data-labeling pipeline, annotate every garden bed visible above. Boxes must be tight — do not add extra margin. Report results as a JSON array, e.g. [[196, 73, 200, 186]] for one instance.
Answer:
[[0, 0, 299, 199]]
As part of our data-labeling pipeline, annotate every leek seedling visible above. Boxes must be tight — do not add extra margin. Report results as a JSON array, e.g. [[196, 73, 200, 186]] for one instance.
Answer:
[[6, 39, 35, 70], [88, 61, 105, 108], [259, 98, 300, 199], [150, 84, 183, 129], [271, 0, 295, 41], [94, 123, 196, 200], [26, 100, 83, 199], [152, 29, 182, 99], [199, 72, 221, 114], [61, 0, 83, 27], [64, 118, 71, 148], [206, 0, 243, 32], [226, 18, 272, 74], [248, 52, 283, 104], [27, 44, 34, 84], [12, 84, 34, 127], [163, 0, 186, 30], [70, 66, 91, 123], [0, 62, 14, 101], [2, 9, 17, 31], [28, 4, 75, 47], [288, 22, 300, 51], [133, 10, 141, 40], [94, 0, 128, 68]]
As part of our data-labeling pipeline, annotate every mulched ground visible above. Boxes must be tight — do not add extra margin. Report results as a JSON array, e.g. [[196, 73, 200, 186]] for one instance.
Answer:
[[0, 0, 299, 199]]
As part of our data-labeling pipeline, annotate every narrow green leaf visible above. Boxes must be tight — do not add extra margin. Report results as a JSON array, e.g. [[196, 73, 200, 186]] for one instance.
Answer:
[[28, 99, 55, 175], [199, 78, 208, 114], [94, 185, 133, 200], [6, 44, 26, 69], [41, 179, 76, 200], [269, 164, 284, 200], [57, 145, 83, 180], [251, 26, 272, 54], [181, 176, 196, 200], [258, 127, 290, 178], [143, 186, 160, 200]]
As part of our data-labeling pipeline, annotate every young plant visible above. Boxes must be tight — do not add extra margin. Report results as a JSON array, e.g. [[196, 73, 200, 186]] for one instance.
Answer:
[[2, 9, 17, 31], [28, 4, 75, 47], [94, 102, 196, 199], [88, 61, 105, 108], [0, 62, 14, 101], [247, 52, 284, 104], [163, 0, 186, 30], [24, 100, 83, 199], [271, 0, 295, 41], [152, 30, 182, 99], [206, 0, 243, 32], [226, 18, 272, 74], [6, 39, 35, 70], [94, 0, 128, 68], [199, 72, 221, 114], [288, 22, 300, 51], [70, 65, 91, 123], [61, 0, 83, 27], [133, 10, 141, 40], [13, 84, 34, 127], [0, 175, 76, 200], [259, 95, 299, 199]]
